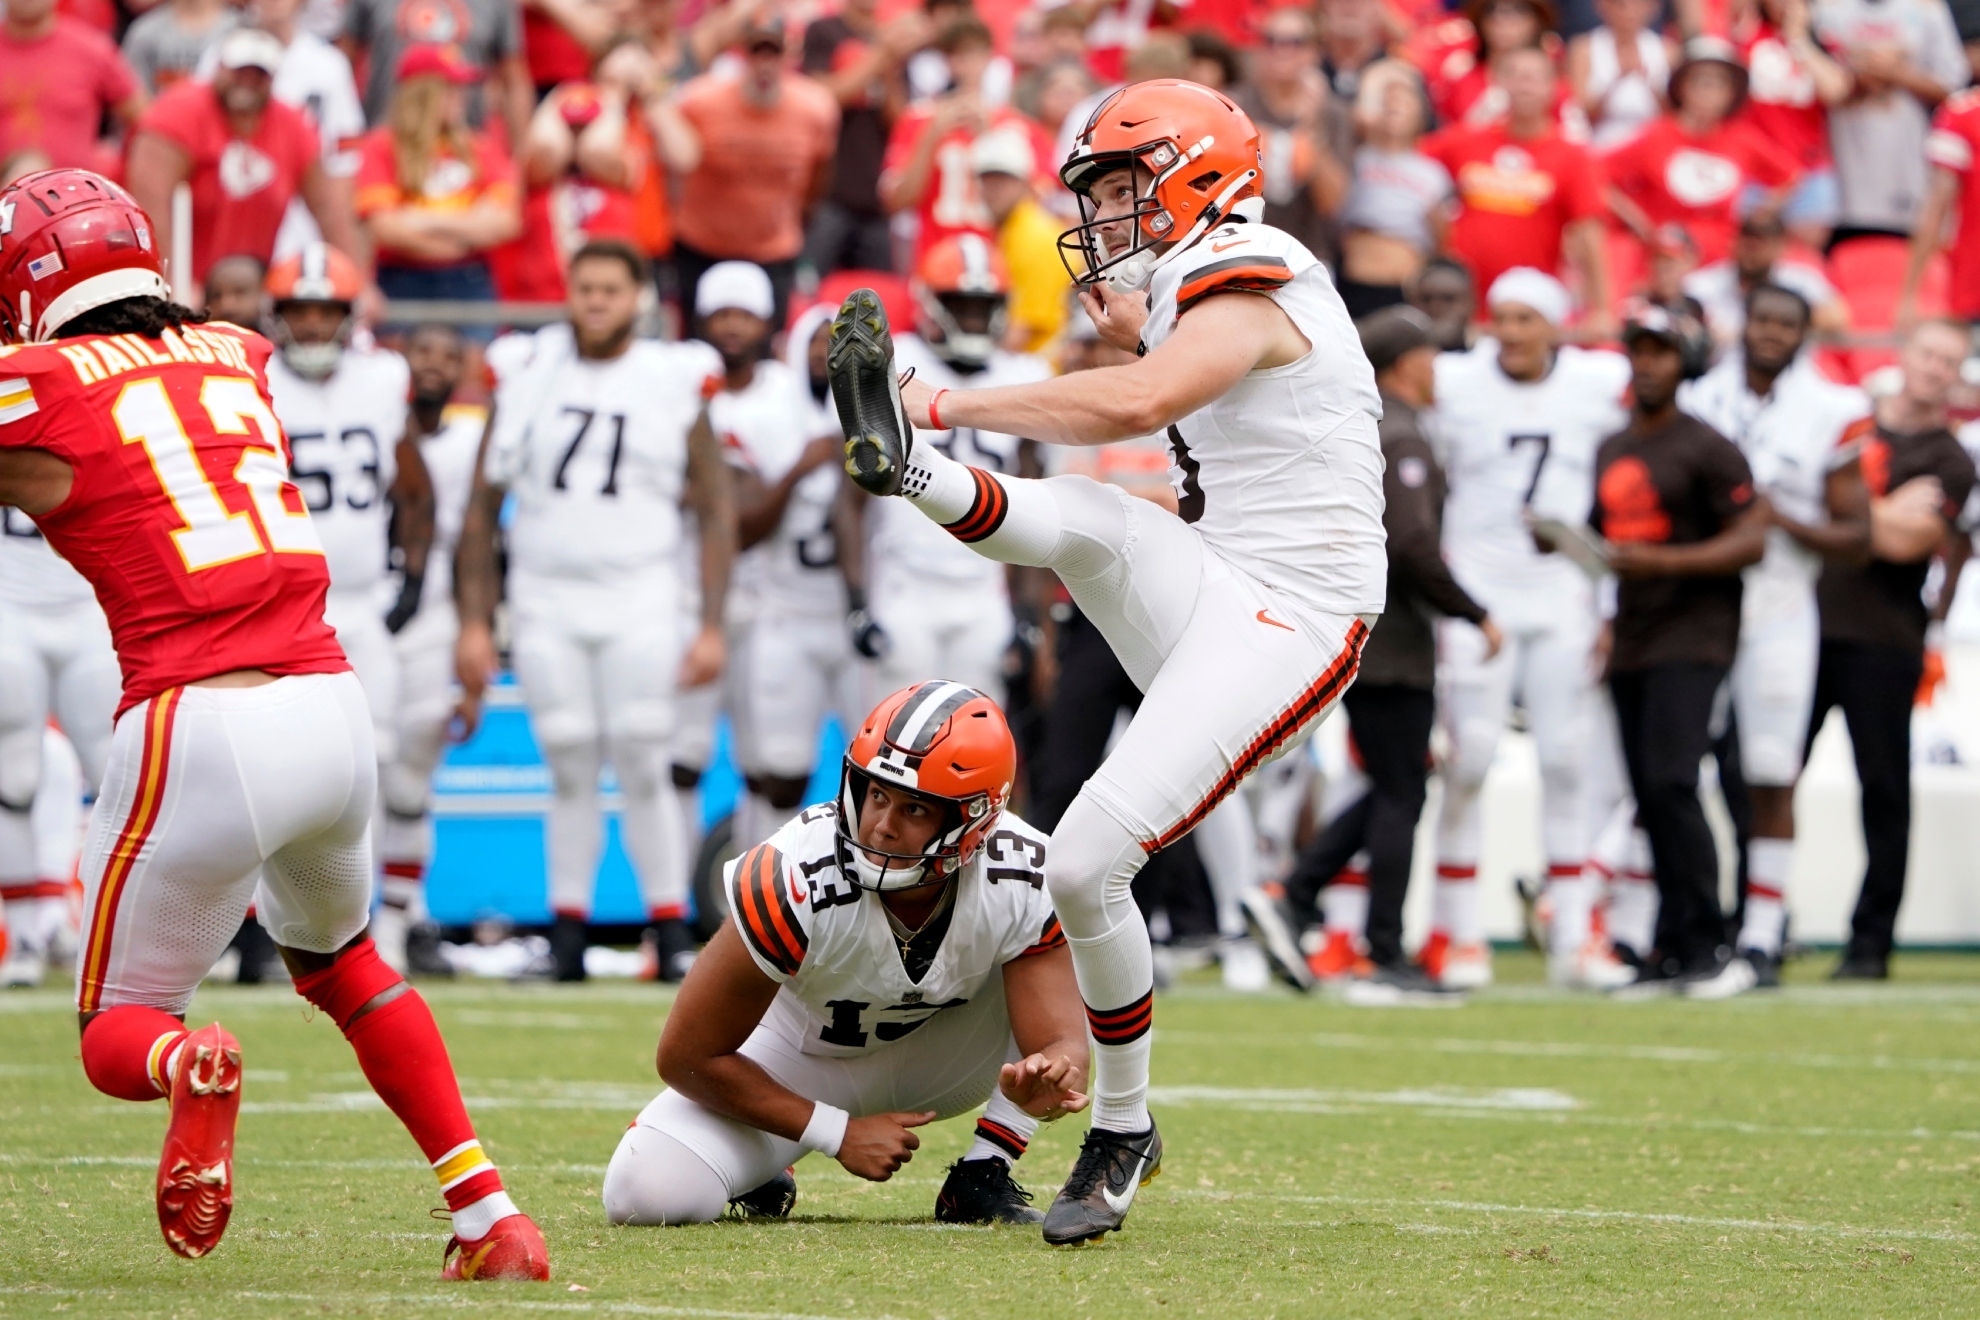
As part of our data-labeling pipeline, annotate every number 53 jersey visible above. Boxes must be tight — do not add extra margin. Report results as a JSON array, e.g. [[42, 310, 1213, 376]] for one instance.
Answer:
[[486, 335, 722, 583], [0, 324, 349, 716], [725, 804, 1066, 1059], [1432, 345, 1631, 625]]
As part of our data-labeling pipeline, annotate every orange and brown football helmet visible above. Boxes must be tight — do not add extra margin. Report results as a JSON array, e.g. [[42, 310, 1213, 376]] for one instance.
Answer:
[[1058, 78, 1265, 290], [914, 233, 1010, 371], [265, 242, 362, 378], [837, 681, 1015, 891]]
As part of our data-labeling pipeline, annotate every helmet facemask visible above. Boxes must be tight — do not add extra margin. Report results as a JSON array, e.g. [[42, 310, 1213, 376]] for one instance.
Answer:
[[835, 762, 993, 893], [1058, 140, 1262, 292], [920, 289, 1006, 372], [272, 299, 354, 380]]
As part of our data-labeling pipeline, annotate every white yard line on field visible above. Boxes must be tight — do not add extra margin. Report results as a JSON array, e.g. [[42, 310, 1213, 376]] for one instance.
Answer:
[[1175, 1189, 1974, 1241], [1154, 1028, 1980, 1076]]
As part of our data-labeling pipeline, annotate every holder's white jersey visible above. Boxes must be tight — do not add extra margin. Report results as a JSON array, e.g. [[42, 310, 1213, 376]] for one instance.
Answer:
[[1435, 345, 1630, 620], [413, 403, 487, 607], [1141, 220, 1386, 615], [0, 508, 97, 609], [267, 346, 410, 594], [487, 333, 722, 583], [875, 336, 1048, 592], [725, 802, 1063, 1059], [711, 359, 845, 622], [1680, 354, 1868, 591]]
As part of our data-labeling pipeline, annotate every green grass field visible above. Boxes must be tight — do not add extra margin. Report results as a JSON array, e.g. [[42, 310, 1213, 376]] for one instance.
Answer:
[[6, 952, 1980, 1317]]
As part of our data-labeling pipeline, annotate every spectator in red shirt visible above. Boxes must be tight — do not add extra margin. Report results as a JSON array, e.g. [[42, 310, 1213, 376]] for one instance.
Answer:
[[1423, 45, 1614, 331], [1903, 43, 1980, 325], [495, 40, 664, 302], [353, 44, 523, 309], [881, 16, 1053, 266], [0, 0, 145, 177], [1606, 39, 1801, 267], [1732, 0, 1851, 246], [522, 0, 636, 99], [126, 29, 359, 289], [662, 14, 839, 327], [1413, 0, 1574, 132]]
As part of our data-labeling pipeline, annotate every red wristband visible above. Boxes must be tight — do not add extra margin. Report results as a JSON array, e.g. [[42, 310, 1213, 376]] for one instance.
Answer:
[[928, 388, 949, 431]]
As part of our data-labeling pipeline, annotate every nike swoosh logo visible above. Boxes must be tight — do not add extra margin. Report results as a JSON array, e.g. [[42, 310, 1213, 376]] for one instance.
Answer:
[[1101, 1154, 1147, 1214], [1256, 609, 1294, 632], [1210, 239, 1246, 252], [460, 1241, 497, 1279]]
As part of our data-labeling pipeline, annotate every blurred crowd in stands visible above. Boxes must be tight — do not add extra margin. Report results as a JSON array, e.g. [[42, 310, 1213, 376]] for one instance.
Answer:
[[9, 0, 1980, 374]]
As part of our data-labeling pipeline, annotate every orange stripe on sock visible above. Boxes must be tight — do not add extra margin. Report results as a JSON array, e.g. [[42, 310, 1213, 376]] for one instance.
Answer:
[[79, 690, 181, 1013]]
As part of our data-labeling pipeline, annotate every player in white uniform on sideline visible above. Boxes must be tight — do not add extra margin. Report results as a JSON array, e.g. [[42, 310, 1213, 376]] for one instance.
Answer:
[[455, 239, 734, 985], [846, 236, 1051, 702], [1676, 282, 1870, 993], [264, 244, 435, 973], [828, 80, 1384, 1243], [1428, 269, 1632, 991], [373, 324, 485, 977], [603, 683, 1086, 1228], [0, 511, 117, 986], [698, 264, 860, 854]]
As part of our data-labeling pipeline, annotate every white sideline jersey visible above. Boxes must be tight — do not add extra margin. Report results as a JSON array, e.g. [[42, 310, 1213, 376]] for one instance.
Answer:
[[1140, 220, 1387, 614], [878, 335, 1049, 590], [725, 803, 1063, 1060], [0, 510, 97, 610], [1680, 354, 1868, 593], [711, 359, 845, 622], [487, 333, 722, 582], [1435, 345, 1631, 620], [267, 346, 411, 594], [416, 403, 487, 606]]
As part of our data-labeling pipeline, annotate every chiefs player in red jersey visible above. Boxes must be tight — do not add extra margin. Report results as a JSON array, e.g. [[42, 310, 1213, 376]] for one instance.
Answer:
[[0, 169, 550, 1279]]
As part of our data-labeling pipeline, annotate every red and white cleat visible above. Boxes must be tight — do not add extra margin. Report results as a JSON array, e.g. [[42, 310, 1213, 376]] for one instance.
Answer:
[[441, 1212, 552, 1282], [156, 1023, 243, 1259]]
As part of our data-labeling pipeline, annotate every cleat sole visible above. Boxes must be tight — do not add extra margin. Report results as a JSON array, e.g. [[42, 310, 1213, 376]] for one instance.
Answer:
[[826, 290, 911, 497]]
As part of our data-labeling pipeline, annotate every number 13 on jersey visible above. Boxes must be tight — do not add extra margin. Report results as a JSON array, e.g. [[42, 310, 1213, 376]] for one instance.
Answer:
[[113, 375, 322, 572]]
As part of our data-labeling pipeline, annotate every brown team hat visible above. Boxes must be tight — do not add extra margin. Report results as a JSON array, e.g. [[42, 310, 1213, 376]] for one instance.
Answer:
[[1358, 305, 1437, 374]]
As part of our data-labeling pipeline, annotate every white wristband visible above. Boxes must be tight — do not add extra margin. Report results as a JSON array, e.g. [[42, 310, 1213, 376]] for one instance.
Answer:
[[799, 1102, 849, 1158]]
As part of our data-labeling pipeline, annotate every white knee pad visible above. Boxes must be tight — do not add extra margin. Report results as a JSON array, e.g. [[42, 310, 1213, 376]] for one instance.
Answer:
[[1046, 790, 1147, 937], [603, 1126, 732, 1226]]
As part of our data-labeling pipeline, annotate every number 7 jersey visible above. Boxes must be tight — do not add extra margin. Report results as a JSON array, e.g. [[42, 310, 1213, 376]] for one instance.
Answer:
[[0, 323, 348, 716]]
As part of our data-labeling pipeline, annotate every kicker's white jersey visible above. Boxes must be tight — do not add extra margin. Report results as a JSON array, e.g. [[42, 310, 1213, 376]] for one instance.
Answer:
[[710, 359, 845, 622], [487, 333, 723, 583], [1680, 354, 1868, 592], [267, 346, 411, 594], [1140, 220, 1387, 614], [0, 509, 96, 610], [415, 403, 487, 607], [874, 336, 1048, 591], [725, 802, 1062, 1060], [1435, 345, 1631, 620]]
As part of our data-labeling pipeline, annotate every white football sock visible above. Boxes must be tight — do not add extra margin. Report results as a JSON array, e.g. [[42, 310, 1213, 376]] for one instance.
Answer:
[[1432, 864, 1480, 943], [1050, 795, 1154, 1135], [1193, 796, 1258, 940], [1547, 864, 1594, 958], [1739, 836, 1792, 956], [452, 1189, 521, 1241], [1322, 865, 1369, 939]]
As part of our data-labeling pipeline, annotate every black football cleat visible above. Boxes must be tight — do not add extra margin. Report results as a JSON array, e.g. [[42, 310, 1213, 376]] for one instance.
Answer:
[[827, 288, 913, 496], [935, 1158, 1045, 1226], [405, 919, 455, 979], [1042, 1121, 1163, 1246], [550, 914, 588, 983], [648, 917, 698, 983], [727, 1167, 797, 1219], [1740, 947, 1781, 989]]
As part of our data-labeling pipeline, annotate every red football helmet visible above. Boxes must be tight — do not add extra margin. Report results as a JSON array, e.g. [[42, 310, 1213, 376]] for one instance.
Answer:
[[837, 681, 1016, 891], [0, 168, 169, 343], [1057, 78, 1265, 290]]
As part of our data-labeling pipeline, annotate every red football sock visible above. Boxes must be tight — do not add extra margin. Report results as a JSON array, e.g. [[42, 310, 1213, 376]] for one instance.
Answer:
[[79, 1004, 188, 1102], [296, 941, 505, 1209]]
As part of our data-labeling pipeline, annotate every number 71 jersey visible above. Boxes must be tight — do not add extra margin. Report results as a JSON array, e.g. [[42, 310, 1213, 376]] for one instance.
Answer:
[[725, 803, 1065, 1059], [0, 324, 349, 716]]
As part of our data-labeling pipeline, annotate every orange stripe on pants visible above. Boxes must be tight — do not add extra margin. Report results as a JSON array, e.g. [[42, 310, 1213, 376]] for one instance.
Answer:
[[77, 689, 182, 1013]]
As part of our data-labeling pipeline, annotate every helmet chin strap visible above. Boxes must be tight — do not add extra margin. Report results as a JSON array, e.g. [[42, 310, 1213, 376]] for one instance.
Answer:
[[1104, 167, 1263, 294]]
